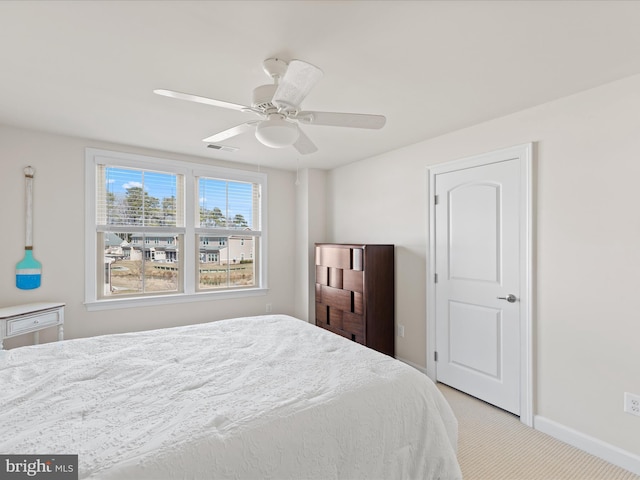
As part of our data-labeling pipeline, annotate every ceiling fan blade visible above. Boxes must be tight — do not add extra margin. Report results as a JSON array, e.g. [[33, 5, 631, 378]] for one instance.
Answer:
[[295, 111, 386, 129], [202, 122, 258, 143], [272, 60, 323, 111], [292, 127, 318, 155], [154, 89, 251, 112]]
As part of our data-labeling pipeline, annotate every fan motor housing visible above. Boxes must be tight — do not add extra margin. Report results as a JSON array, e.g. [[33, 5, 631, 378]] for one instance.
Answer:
[[252, 84, 277, 112]]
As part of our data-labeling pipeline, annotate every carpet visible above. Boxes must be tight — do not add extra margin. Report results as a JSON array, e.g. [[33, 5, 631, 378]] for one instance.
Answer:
[[438, 383, 639, 480]]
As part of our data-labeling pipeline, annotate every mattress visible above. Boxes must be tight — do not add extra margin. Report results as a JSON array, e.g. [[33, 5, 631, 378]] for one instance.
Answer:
[[0, 314, 461, 479]]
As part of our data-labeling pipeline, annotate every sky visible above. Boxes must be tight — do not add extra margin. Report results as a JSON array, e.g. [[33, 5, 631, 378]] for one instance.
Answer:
[[105, 167, 255, 227]]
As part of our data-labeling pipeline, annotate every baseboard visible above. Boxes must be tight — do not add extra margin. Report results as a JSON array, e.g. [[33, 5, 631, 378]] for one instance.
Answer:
[[397, 356, 428, 375], [534, 415, 640, 476]]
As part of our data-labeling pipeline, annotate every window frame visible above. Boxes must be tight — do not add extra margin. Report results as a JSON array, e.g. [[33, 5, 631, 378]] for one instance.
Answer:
[[85, 148, 268, 311]]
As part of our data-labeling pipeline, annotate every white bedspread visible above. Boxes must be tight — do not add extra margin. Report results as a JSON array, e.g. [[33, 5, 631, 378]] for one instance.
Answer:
[[0, 314, 461, 479]]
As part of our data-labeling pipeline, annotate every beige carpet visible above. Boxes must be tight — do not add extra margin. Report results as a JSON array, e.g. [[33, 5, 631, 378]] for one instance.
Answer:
[[438, 383, 640, 480]]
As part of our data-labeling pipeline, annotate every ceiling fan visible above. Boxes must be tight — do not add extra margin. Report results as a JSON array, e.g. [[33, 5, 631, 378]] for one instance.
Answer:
[[154, 58, 386, 154]]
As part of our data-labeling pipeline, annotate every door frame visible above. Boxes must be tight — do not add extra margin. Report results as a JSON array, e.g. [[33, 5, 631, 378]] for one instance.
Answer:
[[426, 143, 534, 427]]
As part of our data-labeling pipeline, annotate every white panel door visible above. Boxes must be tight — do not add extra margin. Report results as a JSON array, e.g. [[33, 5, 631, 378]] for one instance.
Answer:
[[435, 158, 521, 414]]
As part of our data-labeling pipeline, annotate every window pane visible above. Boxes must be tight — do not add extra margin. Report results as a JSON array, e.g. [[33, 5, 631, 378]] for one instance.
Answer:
[[89, 148, 266, 305], [102, 167, 181, 227], [198, 178, 259, 230], [102, 232, 181, 296], [198, 235, 255, 290]]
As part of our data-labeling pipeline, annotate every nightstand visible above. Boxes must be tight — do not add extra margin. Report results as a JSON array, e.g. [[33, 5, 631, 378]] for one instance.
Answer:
[[0, 302, 65, 350]]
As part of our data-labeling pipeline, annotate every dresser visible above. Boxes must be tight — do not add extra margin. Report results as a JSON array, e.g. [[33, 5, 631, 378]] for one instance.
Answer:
[[0, 302, 65, 350], [315, 243, 394, 356]]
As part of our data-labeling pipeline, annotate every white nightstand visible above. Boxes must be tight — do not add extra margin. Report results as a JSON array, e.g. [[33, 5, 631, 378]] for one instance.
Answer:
[[0, 302, 65, 350]]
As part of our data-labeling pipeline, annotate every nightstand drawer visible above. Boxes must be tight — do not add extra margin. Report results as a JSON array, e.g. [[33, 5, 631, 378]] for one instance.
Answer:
[[7, 310, 61, 336]]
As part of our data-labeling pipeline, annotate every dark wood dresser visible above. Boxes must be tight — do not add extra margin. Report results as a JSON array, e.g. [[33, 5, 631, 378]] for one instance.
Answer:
[[314, 243, 395, 357]]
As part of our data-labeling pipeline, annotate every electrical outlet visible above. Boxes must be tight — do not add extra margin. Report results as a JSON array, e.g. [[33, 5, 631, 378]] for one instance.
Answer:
[[265, 303, 272, 313], [397, 324, 405, 338], [624, 392, 640, 416]]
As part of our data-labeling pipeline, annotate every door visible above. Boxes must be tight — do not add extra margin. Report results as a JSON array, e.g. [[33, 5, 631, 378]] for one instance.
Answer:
[[431, 146, 531, 417]]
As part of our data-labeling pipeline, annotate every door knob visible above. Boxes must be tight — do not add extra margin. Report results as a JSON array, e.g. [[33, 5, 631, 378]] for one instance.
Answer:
[[497, 294, 517, 303]]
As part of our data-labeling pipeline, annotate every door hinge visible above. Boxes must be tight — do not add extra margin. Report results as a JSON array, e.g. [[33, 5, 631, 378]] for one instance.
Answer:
[[434, 273, 438, 283], [434, 351, 438, 362], [434, 194, 440, 205]]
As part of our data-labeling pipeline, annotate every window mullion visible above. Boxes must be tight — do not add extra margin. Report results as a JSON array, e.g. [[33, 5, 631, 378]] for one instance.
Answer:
[[195, 228, 261, 237], [183, 171, 196, 294], [97, 225, 185, 235]]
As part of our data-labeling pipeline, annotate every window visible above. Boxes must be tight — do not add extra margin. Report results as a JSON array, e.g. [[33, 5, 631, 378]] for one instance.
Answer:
[[85, 148, 267, 310]]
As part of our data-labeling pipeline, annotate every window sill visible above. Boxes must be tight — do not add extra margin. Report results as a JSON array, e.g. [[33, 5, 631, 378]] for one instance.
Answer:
[[84, 288, 268, 312]]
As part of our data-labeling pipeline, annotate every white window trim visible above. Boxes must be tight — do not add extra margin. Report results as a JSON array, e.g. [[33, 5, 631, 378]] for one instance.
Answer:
[[84, 148, 268, 311]]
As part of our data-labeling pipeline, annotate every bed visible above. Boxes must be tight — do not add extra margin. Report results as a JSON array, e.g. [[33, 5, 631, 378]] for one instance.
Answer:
[[0, 314, 461, 479]]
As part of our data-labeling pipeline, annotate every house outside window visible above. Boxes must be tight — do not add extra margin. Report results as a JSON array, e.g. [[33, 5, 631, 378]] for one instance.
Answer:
[[85, 148, 267, 310]]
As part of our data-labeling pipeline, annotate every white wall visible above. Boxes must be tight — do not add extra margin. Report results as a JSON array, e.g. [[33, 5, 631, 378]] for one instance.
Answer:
[[293, 168, 327, 322], [0, 125, 297, 346], [325, 74, 640, 458]]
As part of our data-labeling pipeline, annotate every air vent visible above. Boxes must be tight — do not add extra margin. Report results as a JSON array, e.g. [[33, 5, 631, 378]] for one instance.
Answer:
[[207, 144, 239, 152], [253, 100, 276, 112]]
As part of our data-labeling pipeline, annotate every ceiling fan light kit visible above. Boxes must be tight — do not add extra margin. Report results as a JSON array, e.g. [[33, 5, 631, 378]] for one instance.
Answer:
[[155, 57, 386, 154], [255, 114, 299, 148]]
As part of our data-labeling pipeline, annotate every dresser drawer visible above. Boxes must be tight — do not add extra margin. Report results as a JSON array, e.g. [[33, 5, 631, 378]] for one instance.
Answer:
[[319, 285, 351, 312], [315, 246, 364, 270], [343, 269, 363, 293], [7, 310, 61, 337], [343, 312, 364, 337], [316, 266, 329, 286], [316, 319, 364, 345], [316, 246, 349, 269]]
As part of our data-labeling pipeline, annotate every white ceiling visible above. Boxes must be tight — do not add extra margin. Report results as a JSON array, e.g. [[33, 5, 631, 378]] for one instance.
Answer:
[[2, 1, 640, 171]]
